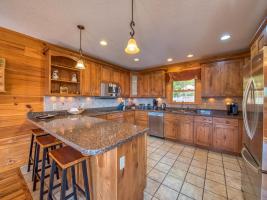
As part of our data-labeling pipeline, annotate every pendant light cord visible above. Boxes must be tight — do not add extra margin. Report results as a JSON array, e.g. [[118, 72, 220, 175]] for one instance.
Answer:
[[79, 28, 82, 56], [130, 0, 135, 37]]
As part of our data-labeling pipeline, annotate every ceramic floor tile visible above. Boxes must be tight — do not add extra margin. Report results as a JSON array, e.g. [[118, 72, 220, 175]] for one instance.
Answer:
[[226, 176, 241, 190], [173, 161, 190, 171], [207, 163, 224, 175], [154, 162, 172, 173], [180, 151, 194, 159], [227, 186, 244, 200], [188, 166, 206, 178], [185, 172, 205, 188], [177, 194, 194, 200], [148, 168, 167, 183], [181, 182, 203, 200], [168, 166, 187, 180], [148, 158, 158, 167], [144, 192, 153, 200], [145, 178, 161, 195], [193, 155, 208, 162], [154, 149, 168, 156], [183, 146, 195, 153], [204, 179, 227, 197], [208, 157, 223, 166], [162, 174, 183, 191], [206, 170, 225, 184], [203, 190, 227, 200], [223, 161, 241, 172], [208, 152, 222, 161], [225, 169, 241, 180], [177, 156, 192, 164], [149, 153, 164, 161], [191, 159, 207, 169], [165, 152, 179, 160], [154, 184, 179, 200], [160, 157, 176, 166]]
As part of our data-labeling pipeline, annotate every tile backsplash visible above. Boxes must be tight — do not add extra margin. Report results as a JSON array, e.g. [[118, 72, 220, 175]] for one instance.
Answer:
[[44, 96, 242, 111]]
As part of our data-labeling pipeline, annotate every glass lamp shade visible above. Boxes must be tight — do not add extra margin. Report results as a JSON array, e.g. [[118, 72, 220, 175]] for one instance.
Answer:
[[125, 37, 140, 54], [75, 59, 85, 69]]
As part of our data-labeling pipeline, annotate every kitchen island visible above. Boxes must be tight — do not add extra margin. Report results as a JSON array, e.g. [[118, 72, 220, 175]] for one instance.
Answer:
[[27, 112, 148, 200]]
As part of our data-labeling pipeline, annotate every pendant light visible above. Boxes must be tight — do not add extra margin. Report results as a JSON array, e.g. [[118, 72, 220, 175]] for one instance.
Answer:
[[125, 0, 140, 54], [75, 25, 85, 69]]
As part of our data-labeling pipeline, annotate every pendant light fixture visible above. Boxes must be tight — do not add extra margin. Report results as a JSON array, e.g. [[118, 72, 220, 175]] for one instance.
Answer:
[[125, 0, 140, 54], [75, 25, 85, 69]]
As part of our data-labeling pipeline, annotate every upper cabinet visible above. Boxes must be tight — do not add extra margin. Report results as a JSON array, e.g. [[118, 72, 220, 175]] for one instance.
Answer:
[[250, 18, 267, 58], [81, 61, 101, 96], [45, 49, 82, 96], [136, 70, 166, 97], [101, 66, 113, 83], [201, 59, 243, 97]]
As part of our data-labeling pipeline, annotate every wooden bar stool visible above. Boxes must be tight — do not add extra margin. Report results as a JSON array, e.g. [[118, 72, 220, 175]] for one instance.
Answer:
[[33, 135, 62, 200], [47, 146, 90, 200], [27, 128, 48, 172]]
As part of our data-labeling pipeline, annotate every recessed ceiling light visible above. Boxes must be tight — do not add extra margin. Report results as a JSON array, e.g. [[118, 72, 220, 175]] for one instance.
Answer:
[[167, 58, 173, 62], [187, 54, 194, 58], [100, 40, 108, 46], [220, 34, 231, 41], [134, 58, 140, 62]]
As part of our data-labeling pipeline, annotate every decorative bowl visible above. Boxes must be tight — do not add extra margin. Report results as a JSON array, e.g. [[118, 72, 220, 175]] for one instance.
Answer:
[[67, 108, 84, 115]]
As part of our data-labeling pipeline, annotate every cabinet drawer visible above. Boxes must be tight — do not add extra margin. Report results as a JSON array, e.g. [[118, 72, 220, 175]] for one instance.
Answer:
[[135, 111, 148, 120], [124, 111, 134, 116], [164, 113, 177, 121], [95, 114, 107, 120], [106, 113, 124, 120], [194, 116, 212, 123], [176, 114, 193, 121], [213, 117, 238, 127]]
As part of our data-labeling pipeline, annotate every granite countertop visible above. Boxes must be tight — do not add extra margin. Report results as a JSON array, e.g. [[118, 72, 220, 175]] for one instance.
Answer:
[[27, 113, 148, 156]]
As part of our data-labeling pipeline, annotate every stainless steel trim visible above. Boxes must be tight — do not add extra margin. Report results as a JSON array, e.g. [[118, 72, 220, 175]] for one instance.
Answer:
[[241, 147, 259, 173], [243, 78, 253, 139]]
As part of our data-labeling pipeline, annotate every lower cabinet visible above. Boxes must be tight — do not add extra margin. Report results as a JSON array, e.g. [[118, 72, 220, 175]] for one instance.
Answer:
[[194, 116, 212, 148], [177, 116, 194, 144], [123, 111, 135, 124], [135, 110, 148, 128], [212, 118, 239, 153], [164, 114, 177, 140]]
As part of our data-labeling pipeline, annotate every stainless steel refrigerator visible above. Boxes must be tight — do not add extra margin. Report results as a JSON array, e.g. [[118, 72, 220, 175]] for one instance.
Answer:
[[241, 47, 267, 200]]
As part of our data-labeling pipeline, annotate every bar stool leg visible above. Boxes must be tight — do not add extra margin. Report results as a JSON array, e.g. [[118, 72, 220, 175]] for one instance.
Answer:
[[47, 160, 56, 200], [82, 160, 90, 200], [60, 169, 67, 200], [32, 142, 37, 181], [71, 166, 78, 200], [33, 143, 40, 191], [40, 148, 48, 200], [27, 134, 34, 172]]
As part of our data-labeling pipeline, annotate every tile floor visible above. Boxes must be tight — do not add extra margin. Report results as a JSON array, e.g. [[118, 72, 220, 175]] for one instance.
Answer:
[[145, 136, 244, 200], [20, 136, 244, 200]]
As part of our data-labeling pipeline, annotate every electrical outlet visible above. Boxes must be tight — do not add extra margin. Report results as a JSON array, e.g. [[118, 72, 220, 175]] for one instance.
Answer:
[[119, 156, 125, 170]]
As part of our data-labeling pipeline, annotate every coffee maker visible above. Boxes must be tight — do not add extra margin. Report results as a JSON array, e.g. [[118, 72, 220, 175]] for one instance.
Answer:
[[227, 102, 239, 115]]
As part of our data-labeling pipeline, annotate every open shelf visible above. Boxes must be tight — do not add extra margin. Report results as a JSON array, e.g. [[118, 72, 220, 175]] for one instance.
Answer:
[[51, 79, 80, 84], [51, 64, 80, 71]]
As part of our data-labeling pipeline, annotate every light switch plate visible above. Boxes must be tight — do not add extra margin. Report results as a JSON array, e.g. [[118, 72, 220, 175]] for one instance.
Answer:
[[119, 156, 125, 170]]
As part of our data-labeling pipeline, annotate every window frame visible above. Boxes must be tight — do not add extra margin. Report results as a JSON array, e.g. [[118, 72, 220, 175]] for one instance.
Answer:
[[171, 79, 196, 104]]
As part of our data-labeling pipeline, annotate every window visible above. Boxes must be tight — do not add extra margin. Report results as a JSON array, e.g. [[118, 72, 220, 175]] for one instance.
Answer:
[[172, 79, 195, 103]]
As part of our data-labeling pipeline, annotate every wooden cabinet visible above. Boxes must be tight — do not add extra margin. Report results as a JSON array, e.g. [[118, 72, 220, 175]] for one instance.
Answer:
[[81, 61, 101, 96], [123, 111, 135, 124], [194, 116, 212, 148], [137, 70, 165, 97], [106, 112, 124, 123], [201, 59, 243, 97], [177, 115, 194, 144], [164, 114, 177, 140], [120, 72, 130, 97], [113, 70, 121, 84], [101, 65, 113, 83], [212, 117, 239, 153], [135, 110, 148, 128]]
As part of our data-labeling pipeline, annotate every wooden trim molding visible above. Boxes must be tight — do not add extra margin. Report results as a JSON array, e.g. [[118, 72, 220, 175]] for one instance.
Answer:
[[250, 16, 267, 47]]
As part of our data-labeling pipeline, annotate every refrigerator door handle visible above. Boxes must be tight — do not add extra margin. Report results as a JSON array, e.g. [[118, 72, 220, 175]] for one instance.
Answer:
[[241, 147, 259, 173], [242, 78, 256, 140]]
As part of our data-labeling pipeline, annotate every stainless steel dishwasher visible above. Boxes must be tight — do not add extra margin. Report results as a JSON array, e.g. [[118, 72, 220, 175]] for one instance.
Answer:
[[148, 112, 164, 138]]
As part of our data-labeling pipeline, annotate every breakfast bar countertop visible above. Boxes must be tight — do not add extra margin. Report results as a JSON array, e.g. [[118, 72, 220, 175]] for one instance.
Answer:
[[27, 113, 148, 156]]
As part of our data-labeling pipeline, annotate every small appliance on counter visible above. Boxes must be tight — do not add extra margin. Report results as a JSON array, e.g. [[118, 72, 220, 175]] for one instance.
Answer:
[[226, 102, 239, 115], [152, 99, 158, 110], [161, 103, 166, 110], [146, 104, 152, 110]]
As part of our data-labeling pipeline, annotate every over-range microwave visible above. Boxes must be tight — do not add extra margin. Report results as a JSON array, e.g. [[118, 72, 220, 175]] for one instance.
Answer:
[[100, 83, 121, 98]]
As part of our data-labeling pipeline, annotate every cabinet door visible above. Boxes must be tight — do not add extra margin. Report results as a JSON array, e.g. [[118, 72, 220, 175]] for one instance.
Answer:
[[101, 66, 112, 82], [150, 71, 165, 97], [138, 74, 150, 97], [220, 60, 242, 97], [164, 120, 176, 140], [81, 61, 91, 96], [120, 72, 130, 97], [213, 123, 238, 153], [177, 120, 194, 144], [194, 122, 212, 147], [90, 62, 101, 96], [201, 63, 221, 97], [113, 70, 121, 84]]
